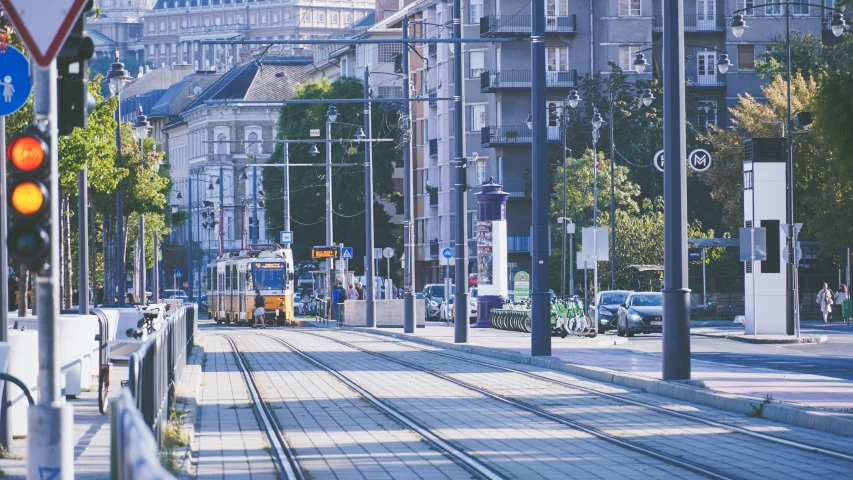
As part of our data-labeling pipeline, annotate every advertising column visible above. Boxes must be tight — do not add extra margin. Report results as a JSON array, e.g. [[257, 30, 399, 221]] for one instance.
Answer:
[[474, 179, 510, 327]]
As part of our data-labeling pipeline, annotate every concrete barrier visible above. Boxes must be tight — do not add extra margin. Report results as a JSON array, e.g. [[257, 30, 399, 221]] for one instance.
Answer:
[[6, 329, 38, 437], [342, 300, 426, 327]]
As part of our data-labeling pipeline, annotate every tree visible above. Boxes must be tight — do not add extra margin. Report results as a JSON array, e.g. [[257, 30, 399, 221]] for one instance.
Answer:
[[755, 31, 826, 80], [262, 77, 400, 272], [816, 35, 853, 187]]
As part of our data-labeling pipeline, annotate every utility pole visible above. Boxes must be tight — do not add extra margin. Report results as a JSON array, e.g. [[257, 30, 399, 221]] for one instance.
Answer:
[[609, 87, 616, 290], [364, 67, 376, 327], [79, 168, 89, 315], [252, 166, 258, 244], [402, 18, 415, 334], [561, 116, 568, 298], [187, 175, 193, 301], [662, 0, 692, 380], [452, 0, 470, 342], [530, 0, 549, 355], [153, 235, 159, 304], [219, 166, 224, 258], [29, 60, 73, 479], [284, 143, 291, 249]]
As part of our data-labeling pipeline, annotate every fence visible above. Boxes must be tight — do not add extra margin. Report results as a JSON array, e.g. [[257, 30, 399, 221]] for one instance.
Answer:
[[110, 388, 176, 480], [127, 303, 197, 447]]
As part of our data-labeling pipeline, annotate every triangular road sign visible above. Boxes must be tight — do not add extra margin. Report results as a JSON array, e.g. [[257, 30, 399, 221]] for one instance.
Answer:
[[0, 0, 89, 67]]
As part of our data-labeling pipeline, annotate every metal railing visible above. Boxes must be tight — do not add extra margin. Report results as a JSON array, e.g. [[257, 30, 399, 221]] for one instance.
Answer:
[[501, 178, 528, 198], [429, 239, 440, 258], [127, 303, 197, 447], [481, 69, 578, 91], [685, 69, 725, 87], [481, 125, 532, 146], [111, 388, 176, 480], [653, 14, 725, 32], [428, 42, 437, 57], [428, 88, 438, 107], [480, 15, 577, 36]]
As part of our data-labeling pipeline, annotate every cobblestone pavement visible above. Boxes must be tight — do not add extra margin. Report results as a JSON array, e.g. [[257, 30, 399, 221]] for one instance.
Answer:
[[196, 334, 278, 480]]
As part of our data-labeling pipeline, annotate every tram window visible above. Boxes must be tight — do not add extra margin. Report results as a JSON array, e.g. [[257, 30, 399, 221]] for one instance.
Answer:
[[253, 267, 285, 290], [232, 265, 238, 290]]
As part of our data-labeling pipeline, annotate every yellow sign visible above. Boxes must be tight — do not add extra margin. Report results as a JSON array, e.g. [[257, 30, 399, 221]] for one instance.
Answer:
[[311, 246, 340, 259]]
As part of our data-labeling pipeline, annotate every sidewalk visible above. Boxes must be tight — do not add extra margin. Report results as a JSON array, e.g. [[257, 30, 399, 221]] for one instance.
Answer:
[[338, 323, 853, 413]]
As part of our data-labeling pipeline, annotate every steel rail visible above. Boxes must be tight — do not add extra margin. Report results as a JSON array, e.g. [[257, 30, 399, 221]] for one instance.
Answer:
[[218, 334, 305, 480], [337, 329, 853, 464], [251, 332, 506, 480], [285, 330, 736, 480]]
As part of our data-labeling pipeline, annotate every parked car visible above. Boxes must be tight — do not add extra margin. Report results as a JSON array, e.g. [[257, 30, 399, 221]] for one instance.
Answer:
[[616, 292, 663, 337], [423, 284, 455, 321], [439, 296, 454, 322], [589, 290, 631, 334], [293, 293, 303, 316], [468, 287, 479, 321], [163, 289, 186, 299]]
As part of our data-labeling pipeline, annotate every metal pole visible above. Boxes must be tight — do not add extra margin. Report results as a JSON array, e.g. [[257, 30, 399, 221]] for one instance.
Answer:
[[252, 166, 258, 244], [609, 88, 616, 290], [561, 110, 568, 298], [153, 235, 159, 303], [284, 143, 291, 248], [662, 0, 691, 380], [219, 166, 224, 259], [29, 60, 73, 480], [79, 169, 90, 315], [530, 0, 548, 355], [326, 115, 333, 248], [702, 246, 706, 306], [403, 18, 415, 334], [569, 231, 574, 297], [453, 0, 470, 344], [139, 216, 146, 304], [187, 175, 193, 301], [364, 68, 377, 328], [847, 247, 850, 326], [593, 132, 599, 306], [116, 99, 125, 307], [784, 0, 797, 336], [0, 114, 10, 452]]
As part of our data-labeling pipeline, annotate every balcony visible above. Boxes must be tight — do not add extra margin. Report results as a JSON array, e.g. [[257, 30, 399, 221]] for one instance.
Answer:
[[501, 178, 528, 199], [480, 15, 577, 37], [481, 69, 578, 92], [429, 138, 438, 157], [429, 239, 440, 258], [481, 125, 562, 147], [685, 69, 725, 88], [653, 14, 725, 33], [508, 236, 531, 253]]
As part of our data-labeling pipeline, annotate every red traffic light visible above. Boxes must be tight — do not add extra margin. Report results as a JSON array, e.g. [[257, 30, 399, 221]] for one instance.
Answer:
[[7, 129, 48, 173]]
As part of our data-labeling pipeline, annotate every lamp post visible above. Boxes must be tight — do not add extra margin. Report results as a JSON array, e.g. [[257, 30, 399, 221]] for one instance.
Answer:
[[591, 108, 603, 301], [730, 4, 845, 336], [325, 105, 338, 319], [106, 52, 131, 306], [133, 107, 153, 302], [360, 69, 376, 327]]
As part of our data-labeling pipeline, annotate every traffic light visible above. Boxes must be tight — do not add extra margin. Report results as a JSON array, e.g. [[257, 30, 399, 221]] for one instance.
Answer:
[[57, 0, 96, 136], [7, 126, 51, 272]]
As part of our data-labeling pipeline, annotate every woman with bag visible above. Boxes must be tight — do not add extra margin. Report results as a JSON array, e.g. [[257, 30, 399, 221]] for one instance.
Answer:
[[253, 289, 266, 328], [816, 283, 833, 324]]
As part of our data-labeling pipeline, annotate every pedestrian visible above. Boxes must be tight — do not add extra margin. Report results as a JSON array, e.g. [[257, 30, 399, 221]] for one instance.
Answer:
[[95, 283, 105, 306], [8, 276, 18, 311], [253, 289, 266, 328], [331, 283, 343, 322], [355, 282, 365, 300], [573, 284, 583, 298], [347, 283, 358, 300], [816, 283, 833, 324], [834, 284, 849, 322]]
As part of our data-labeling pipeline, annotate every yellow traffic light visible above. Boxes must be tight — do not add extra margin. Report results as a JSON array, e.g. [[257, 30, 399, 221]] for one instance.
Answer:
[[11, 182, 46, 215], [8, 135, 46, 172]]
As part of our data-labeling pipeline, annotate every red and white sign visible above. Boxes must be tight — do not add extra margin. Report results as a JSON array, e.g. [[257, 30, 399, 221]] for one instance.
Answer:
[[0, 0, 89, 67]]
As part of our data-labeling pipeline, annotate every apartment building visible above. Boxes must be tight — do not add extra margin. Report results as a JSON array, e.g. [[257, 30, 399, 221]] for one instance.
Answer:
[[89, 0, 154, 59], [141, 0, 376, 70]]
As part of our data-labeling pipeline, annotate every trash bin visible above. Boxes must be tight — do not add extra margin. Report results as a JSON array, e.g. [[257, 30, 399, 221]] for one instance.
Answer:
[[842, 299, 851, 322]]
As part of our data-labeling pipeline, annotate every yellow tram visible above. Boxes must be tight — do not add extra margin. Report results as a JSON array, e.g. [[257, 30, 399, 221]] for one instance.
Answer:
[[206, 244, 295, 325]]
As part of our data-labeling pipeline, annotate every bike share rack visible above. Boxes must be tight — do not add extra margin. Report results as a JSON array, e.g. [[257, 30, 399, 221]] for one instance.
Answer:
[[488, 297, 596, 338]]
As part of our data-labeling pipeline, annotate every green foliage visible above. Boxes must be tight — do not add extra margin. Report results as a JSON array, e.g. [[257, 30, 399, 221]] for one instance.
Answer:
[[262, 77, 401, 269], [755, 31, 826, 80], [816, 34, 853, 188]]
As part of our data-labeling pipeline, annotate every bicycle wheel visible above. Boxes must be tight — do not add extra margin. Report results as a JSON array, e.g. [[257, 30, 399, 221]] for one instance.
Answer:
[[98, 364, 110, 414]]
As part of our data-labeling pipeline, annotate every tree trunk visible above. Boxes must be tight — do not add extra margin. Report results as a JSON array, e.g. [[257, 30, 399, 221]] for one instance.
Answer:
[[103, 214, 114, 304], [18, 267, 27, 317]]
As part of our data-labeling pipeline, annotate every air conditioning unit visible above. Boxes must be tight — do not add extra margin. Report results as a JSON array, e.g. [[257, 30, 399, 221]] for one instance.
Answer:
[[743, 138, 785, 163]]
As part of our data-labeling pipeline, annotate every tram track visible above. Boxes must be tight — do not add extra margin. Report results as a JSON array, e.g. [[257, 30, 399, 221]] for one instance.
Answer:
[[332, 328, 853, 463], [256, 330, 738, 480]]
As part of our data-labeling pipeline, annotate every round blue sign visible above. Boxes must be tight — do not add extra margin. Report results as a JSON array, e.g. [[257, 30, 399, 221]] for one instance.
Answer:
[[0, 46, 31, 117], [442, 247, 452, 259]]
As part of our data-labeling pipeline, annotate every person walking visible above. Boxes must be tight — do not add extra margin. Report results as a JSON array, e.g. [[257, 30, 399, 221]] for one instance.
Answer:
[[253, 289, 266, 328], [573, 284, 583, 298], [355, 282, 365, 300], [816, 283, 833, 324], [331, 283, 343, 323], [347, 283, 358, 300], [834, 284, 849, 322]]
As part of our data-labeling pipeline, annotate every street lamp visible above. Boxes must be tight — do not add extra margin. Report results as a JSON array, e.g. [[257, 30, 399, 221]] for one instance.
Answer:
[[730, 2, 845, 336], [525, 113, 533, 130], [132, 106, 153, 302], [132, 106, 151, 144], [309, 144, 319, 156], [633, 51, 731, 75], [106, 51, 132, 306], [641, 88, 656, 107]]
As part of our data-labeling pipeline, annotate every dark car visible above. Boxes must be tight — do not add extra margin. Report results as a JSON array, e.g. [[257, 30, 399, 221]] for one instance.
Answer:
[[590, 290, 631, 334], [616, 292, 663, 337]]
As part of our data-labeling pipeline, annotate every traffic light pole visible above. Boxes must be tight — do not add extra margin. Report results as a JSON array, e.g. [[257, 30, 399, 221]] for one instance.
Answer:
[[0, 115, 11, 452], [28, 61, 73, 479], [78, 168, 89, 315]]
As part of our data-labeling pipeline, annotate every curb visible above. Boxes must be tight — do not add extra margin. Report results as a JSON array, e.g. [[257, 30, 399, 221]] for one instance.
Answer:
[[692, 331, 828, 344], [343, 326, 853, 439], [176, 337, 205, 479]]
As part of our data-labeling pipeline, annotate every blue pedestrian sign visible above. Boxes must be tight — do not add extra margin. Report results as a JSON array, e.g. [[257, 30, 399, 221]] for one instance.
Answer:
[[341, 247, 353, 259], [280, 231, 293, 244], [174, 269, 183, 278], [0, 46, 31, 117], [442, 247, 452, 259]]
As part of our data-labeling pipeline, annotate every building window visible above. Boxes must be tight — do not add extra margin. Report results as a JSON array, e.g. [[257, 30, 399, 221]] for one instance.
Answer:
[[273, 14, 279, 23], [475, 161, 487, 186], [149, 45, 155, 56], [250, 15, 256, 24], [303, 13, 311, 23], [246, 132, 260, 155], [379, 43, 403, 63], [182, 19, 188, 28], [378, 86, 403, 98], [469, 51, 485, 77], [160, 44, 166, 54], [261, 14, 267, 24], [792, 2, 809, 14], [765, 2, 783, 14], [469, 0, 484, 23], [170, 20, 176, 31], [618, 45, 641, 71], [698, 101, 717, 128], [237, 16, 243, 24], [148, 22, 154, 32], [738, 0, 755, 15], [546, 46, 569, 71], [159, 21, 166, 31], [738, 45, 755, 70], [346, 14, 353, 24], [318, 13, 325, 23], [332, 14, 338, 24], [215, 17, 221, 26], [226, 17, 233, 25], [619, 0, 641, 16], [470, 104, 486, 132]]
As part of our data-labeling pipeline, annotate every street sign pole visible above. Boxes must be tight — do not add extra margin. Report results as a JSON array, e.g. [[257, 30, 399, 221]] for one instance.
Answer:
[[29, 60, 73, 480]]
